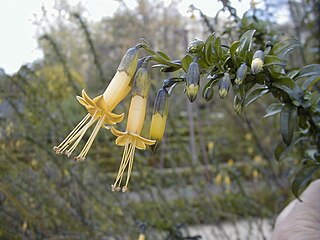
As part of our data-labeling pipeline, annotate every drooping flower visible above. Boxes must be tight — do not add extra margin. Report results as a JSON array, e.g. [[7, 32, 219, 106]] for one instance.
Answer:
[[111, 63, 155, 192], [149, 88, 169, 151], [53, 47, 139, 161]]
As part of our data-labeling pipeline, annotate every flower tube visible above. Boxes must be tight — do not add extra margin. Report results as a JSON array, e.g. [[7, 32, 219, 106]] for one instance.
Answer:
[[149, 88, 169, 151], [111, 63, 155, 192]]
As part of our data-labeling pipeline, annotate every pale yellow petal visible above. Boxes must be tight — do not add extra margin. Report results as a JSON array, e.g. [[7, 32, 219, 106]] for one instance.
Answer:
[[111, 127, 126, 137], [107, 112, 124, 123], [136, 135, 156, 145], [135, 138, 146, 150], [115, 135, 130, 146], [82, 90, 95, 106], [76, 96, 89, 107]]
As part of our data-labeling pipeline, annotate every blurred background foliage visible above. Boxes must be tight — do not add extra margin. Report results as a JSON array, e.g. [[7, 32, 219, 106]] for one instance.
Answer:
[[0, 0, 319, 239]]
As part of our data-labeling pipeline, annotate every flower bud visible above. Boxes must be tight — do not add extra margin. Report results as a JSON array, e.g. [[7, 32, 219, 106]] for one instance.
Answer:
[[235, 63, 248, 85], [251, 50, 264, 75], [186, 62, 200, 102], [187, 39, 204, 53], [218, 73, 230, 99], [149, 88, 169, 151], [204, 87, 214, 102]]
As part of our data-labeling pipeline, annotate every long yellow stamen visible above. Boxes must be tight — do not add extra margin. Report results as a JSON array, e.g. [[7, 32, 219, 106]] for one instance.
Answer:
[[123, 141, 136, 192], [53, 113, 92, 154], [111, 138, 137, 192], [74, 114, 106, 161], [64, 116, 97, 157]]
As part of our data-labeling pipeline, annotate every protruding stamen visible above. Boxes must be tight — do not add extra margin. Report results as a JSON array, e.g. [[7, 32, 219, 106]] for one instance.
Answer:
[[75, 114, 106, 161], [123, 141, 136, 192], [54, 114, 91, 153], [63, 113, 97, 157], [112, 139, 137, 191]]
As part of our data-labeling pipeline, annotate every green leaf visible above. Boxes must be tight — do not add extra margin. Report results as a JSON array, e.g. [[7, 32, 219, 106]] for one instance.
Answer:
[[244, 87, 269, 108], [263, 103, 284, 118], [310, 92, 320, 112], [156, 51, 170, 61], [274, 76, 295, 88], [214, 37, 222, 59], [264, 55, 286, 67], [287, 70, 299, 79], [302, 75, 320, 91], [295, 64, 320, 80], [181, 55, 193, 73], [292, 164, 320, 199], [273, 77, 301, 101], [271, 39, 300, 60], [274, 141, 287, 162], [230, 41, 240, 59], [237, 29, 256, 55], [274, 137, 307, 161], [204, 33, 215, 65], [280, 104, 298, 145]]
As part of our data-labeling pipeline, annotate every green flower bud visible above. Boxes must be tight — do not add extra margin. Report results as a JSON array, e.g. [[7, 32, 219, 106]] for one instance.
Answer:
[[186, 62, 200, 102], [218, 73, 231, 99], [235, 63, 248, 85], [204, 87, 214, 102], [131, 66, 150, 98], [118, 47, 139, 77], [149, 88, 170, 152], [187, 39, 205, 53], [251, 50, 264, 75]]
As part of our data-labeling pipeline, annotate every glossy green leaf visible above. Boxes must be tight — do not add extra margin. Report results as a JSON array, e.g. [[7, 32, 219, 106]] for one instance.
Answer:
[[181, 55, 193, 73], [237, 29, 256, 56], [274, 141, 287, 162], [214, 37, 222, 59], [156, 50, 171, 61], [295, 64, 320, 80], [287, 70, 299, 79], [204, 33, 215, 64], [271, 39, 300, 60], [302, 75, 320, 90], [244, 87, 269, 108], [273, 77, 301, 101], [292, 163, 320, 200], [280, 104, 298, 145], [274, 137, 307, 161], [263, 103, 284, 118], [264, 55, 286, 67], [230, 41, 240, 59]]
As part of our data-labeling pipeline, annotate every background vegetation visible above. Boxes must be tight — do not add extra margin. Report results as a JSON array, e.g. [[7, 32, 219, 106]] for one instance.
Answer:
[[1, 0, 319, 239]]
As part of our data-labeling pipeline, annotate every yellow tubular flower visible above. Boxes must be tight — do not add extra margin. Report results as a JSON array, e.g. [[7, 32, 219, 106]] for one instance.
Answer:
[[111, 63, 155, 192], [138, 234, 145, 240], [149, 88, 169, 151], [53, 47, 139, 161]]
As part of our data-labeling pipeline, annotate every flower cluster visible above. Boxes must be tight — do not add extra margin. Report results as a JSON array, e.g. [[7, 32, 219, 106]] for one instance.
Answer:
[[54, 47, 170, 192]]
